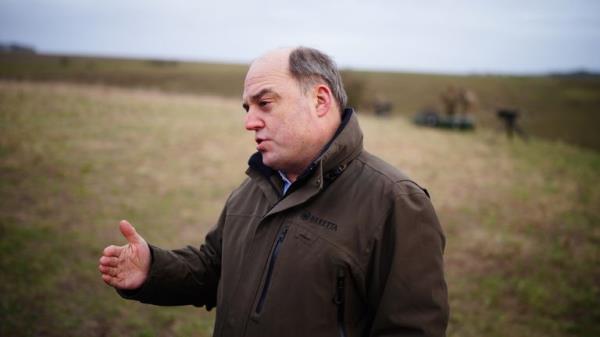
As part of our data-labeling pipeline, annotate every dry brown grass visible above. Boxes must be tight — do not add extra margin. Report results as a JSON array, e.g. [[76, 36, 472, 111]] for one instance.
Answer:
[[1, 81, 598, 337]]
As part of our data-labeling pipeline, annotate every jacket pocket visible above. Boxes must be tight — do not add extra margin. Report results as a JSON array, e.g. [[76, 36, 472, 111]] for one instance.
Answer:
[[333, 266, 348, 337]]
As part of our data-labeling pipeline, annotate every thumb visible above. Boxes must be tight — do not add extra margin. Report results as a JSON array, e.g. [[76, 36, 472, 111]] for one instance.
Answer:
[[119, 220, 142, 245]]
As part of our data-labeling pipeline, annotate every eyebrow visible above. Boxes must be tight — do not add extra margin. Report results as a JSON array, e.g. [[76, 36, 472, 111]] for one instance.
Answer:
[[242, 88, 280, 112]]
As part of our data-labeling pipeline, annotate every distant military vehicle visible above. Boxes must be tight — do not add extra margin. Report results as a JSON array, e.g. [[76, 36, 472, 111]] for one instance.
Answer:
[[414, 86, 478, 130], [413, 107, 475, 130]]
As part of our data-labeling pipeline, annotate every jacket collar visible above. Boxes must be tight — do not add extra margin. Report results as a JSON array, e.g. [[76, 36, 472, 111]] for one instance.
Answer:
[[246, 108, 363, 213]]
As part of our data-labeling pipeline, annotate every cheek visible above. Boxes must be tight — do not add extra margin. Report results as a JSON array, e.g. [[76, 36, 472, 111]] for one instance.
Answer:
[[274, 125, 295, 147], [281, 118, 307, 143], [271, 104, 312, 146]]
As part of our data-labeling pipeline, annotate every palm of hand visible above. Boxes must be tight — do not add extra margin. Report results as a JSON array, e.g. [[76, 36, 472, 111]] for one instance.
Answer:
[[114, 241, 150, 289], [99, 220, 151, 290]]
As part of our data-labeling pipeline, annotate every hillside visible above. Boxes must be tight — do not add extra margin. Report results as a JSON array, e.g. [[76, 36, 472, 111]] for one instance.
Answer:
[[1, 53, 599, 151], [1, 81, 598, 337]]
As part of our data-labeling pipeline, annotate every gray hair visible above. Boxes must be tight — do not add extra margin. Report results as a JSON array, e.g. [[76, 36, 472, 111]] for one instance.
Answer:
[[288, 47, 348, 111]]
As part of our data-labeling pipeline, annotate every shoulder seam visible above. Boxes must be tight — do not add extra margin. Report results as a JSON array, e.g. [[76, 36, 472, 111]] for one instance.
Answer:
[[355, 155, 428, 196]]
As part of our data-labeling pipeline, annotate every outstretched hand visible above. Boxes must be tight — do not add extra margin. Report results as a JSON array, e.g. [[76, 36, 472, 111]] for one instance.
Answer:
[[99, 220, 151, 290]]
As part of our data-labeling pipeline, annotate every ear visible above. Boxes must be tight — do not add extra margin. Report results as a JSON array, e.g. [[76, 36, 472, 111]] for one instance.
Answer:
[[314, 84, 333, 118]]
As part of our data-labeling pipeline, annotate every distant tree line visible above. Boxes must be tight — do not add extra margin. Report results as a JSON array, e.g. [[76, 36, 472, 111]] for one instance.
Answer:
[[549, 70, 600, 78], [0, 42, 36, 54]]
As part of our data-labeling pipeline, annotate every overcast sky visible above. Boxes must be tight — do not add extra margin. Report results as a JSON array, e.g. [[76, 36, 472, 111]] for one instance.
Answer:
[[1, 0, 599, 74]]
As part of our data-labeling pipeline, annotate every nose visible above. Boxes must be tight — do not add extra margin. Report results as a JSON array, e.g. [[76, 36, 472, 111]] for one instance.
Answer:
[[245, 109, 265, 131]]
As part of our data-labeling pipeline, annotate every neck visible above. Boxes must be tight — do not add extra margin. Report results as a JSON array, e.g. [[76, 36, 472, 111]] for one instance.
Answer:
[[283, 171, 299, 183]]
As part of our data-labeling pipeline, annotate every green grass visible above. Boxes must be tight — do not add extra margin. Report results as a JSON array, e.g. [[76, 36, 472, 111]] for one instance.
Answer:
[[0, 82, 244, 336], [1, 53, 600, 151], [0, 81, 598, 337]]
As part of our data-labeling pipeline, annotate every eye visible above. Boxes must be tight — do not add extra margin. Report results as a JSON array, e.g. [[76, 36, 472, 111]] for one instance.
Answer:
[[259, 101, 273, 110]]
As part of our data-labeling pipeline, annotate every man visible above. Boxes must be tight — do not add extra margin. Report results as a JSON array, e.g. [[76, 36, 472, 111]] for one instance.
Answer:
[[99, 47, 448, 336], [497, 107, 527, 140]]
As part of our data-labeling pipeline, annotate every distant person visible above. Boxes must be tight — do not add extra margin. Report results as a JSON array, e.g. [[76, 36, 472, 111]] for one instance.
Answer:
[[99, 47, 448, 336], [457, 88, 478, 116], [373, 94, 393, 117], [497, 108, 527, 140], [440, 85, 459, 118]]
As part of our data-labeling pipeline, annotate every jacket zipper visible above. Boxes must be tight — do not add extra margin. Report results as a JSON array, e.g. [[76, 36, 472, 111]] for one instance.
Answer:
[[333, 267, 348, 337], [255, 225, 289, 314]]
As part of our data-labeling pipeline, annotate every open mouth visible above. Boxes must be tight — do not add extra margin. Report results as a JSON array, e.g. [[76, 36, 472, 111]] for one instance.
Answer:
[[255, 138, 268, 151]]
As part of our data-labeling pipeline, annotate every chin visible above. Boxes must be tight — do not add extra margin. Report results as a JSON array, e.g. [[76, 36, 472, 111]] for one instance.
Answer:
[[260, 153, 279, 169]]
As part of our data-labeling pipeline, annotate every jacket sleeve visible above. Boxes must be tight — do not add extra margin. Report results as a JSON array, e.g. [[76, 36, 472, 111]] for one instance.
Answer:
[[367, 186, 449, 337], [116, 206, 225, 309]]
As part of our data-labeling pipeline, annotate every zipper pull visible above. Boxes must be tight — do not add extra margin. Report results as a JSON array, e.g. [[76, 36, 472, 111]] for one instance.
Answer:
[[278, 226, 289, 240]]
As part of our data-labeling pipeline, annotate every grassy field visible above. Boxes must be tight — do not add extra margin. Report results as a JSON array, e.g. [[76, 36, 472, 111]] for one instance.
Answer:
[[0, 80, 598, 336], [1, 53, 600, 151]]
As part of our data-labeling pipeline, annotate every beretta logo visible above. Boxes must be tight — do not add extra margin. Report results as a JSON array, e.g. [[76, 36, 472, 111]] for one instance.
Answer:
[[300, 211, 337, 231]]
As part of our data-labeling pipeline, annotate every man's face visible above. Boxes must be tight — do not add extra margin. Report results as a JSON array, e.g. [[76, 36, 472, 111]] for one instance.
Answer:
[[242, 53, 319, 176]]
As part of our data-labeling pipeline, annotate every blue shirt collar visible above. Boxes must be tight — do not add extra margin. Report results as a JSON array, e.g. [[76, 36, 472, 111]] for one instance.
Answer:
[[278, 171, 293, 195]]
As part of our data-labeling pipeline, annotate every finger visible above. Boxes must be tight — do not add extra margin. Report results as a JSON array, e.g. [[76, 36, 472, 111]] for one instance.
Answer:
[[119, 220, 141, 245], [102, 273, 117, 286], [103, 245, 123, 257], [99, 256, 118, 267], [99, 264, 118, 277], [98, 264, 110, 275]]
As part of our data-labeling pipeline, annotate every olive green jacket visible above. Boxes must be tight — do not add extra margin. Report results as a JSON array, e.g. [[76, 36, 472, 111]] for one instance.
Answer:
[[119, 109, 449, 337]]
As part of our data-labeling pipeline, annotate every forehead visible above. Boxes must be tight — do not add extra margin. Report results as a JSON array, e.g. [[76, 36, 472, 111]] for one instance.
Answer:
[[242, 53, 295, 99]]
